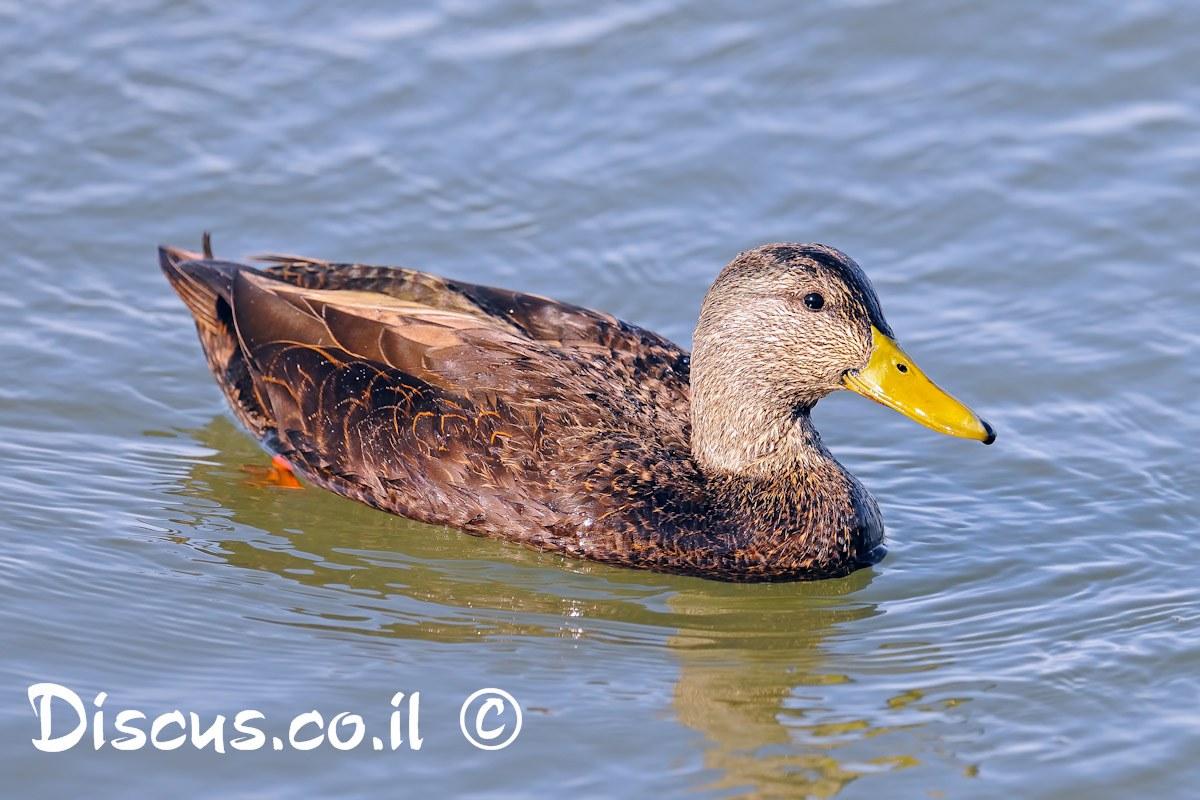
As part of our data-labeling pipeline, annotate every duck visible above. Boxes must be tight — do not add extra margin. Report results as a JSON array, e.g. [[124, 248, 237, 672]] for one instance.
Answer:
[[161, 237, 994, 582]]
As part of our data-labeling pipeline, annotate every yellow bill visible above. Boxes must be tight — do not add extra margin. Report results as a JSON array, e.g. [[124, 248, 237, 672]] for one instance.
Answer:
[[843, 326, 996, 444]]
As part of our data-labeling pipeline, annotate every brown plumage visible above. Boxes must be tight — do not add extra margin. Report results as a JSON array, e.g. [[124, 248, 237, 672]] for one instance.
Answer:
[[161, 241, 907, 582]]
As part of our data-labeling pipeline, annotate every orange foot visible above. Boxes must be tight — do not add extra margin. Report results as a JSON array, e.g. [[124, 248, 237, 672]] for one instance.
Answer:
[[241, 454, 305, 490]]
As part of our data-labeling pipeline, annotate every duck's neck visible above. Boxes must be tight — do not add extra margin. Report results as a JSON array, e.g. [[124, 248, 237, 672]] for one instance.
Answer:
[[689, 372, 884, 572], [690, 389, 828, 478]]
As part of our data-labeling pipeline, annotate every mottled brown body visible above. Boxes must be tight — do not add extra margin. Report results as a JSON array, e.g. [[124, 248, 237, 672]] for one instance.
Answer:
[[160, 242, 886, 581]]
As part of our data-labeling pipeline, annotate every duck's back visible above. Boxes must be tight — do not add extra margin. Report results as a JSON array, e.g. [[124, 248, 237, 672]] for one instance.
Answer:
[[161, 246, 714, 567]]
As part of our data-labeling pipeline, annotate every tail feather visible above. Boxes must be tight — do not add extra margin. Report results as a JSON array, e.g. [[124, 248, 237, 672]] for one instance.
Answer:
[[158, 244, 270, 334], [159, 242, 276, 439]]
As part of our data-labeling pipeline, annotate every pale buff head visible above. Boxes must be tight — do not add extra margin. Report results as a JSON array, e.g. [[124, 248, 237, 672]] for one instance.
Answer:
[[690, 243, 892, 476]]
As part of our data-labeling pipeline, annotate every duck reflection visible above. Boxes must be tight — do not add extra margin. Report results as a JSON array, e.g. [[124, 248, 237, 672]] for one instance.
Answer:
[[662, 583, 922, 798], [160, 416, 968, 797]]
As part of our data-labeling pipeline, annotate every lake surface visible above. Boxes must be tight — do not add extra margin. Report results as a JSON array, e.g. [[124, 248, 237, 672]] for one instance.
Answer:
[[2, 1, 1198, 797]]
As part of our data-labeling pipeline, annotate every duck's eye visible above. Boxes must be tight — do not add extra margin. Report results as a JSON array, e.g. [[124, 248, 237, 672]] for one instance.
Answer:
[[802, 292, 825, 311]]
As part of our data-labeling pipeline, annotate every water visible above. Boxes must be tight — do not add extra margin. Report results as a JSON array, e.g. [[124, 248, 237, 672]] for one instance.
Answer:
[[2, 1, 1198, 796]]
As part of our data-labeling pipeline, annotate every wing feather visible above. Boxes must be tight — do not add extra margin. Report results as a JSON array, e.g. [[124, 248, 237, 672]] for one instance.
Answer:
[[167, 248, 700, 553]]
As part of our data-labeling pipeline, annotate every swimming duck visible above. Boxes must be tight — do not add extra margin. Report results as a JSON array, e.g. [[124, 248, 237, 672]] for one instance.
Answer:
[[161, 239, 993, 582]]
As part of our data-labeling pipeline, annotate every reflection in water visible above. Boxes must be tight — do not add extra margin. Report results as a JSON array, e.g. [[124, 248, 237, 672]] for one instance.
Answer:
[[667, 585, 889, 799], [162, 416, 970, 796]]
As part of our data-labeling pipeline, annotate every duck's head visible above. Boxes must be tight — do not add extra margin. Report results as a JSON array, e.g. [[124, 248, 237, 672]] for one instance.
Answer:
[[690, 243, 993, 475]]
